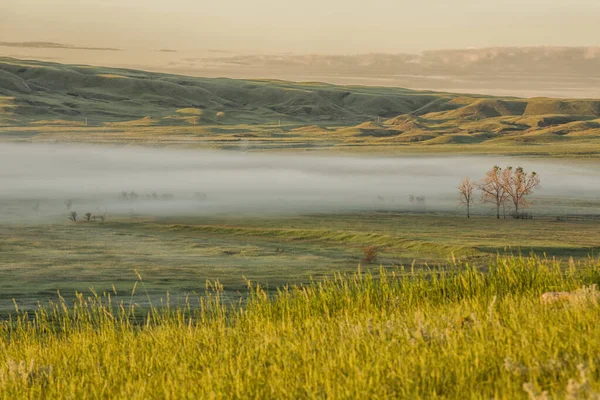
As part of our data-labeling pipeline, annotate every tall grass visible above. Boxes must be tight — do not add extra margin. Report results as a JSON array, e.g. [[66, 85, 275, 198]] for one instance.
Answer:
[[2, 256, 600, 398]]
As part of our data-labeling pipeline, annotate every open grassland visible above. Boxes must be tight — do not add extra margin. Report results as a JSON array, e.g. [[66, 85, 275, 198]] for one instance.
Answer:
[[2, 58, 600, 156], [3, 57, 600, 397], [3, 256, 600, 398], [2, 213, 600, 315]]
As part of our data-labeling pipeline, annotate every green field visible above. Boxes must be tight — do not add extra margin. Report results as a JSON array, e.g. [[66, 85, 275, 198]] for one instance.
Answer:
[[2, 212, 600, 316]]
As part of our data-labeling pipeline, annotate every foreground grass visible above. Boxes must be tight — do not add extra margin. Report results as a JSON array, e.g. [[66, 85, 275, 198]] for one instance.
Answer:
[[2, 256, 600, 398]]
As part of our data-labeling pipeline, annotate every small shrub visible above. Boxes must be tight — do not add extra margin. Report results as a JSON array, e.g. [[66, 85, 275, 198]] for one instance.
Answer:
[[363, 246, 378, 263]]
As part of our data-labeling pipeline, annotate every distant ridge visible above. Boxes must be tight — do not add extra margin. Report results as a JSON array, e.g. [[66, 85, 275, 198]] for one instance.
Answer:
[[201, 47, 600, 78], [0, 42, 122, 51]]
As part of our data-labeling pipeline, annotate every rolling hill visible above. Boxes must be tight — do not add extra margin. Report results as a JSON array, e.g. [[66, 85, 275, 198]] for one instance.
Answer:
[[1, 57, 600, 153], [0, 57, 447, 125]]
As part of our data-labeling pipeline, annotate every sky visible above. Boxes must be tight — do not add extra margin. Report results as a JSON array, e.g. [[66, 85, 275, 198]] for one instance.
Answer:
[[2, 0, 600, 54]]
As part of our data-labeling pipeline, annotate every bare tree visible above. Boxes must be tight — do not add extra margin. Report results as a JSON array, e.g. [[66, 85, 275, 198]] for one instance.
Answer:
[[458, 177, 475, 218], [84, 212, 92, 221], [478, 166, 508, 219], [69, 211, 78, 222], [91, 213, 107, 222], [502, 166, 541, 216], [64, 199, 73, 212]]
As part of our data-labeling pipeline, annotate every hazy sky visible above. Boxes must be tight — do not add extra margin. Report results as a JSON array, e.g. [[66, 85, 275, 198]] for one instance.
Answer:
[[2, 0, 600, 54]]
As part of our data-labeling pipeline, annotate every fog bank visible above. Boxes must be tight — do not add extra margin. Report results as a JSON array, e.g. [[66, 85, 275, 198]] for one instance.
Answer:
[[1, 144, 599, 219]]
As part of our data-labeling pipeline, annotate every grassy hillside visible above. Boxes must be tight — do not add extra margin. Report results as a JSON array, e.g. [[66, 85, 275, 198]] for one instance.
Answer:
[[0, 58, 442, 125], [3, 256, 600, 398], [2, 58, 600, 154]]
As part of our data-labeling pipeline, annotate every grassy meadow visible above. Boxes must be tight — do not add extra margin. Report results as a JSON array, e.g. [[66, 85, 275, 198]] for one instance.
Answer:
[[3, 256, 600, 398], [2, 57, 600, 397]]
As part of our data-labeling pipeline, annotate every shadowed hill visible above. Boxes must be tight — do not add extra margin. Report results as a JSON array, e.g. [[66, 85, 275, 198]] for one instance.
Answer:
[[0, 58, 446, 125]]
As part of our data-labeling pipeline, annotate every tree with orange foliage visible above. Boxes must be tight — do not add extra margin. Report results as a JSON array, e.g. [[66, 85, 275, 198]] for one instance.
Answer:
[[458, 177, 475, 218], [502, 166, 540, 215], [478, 166, 508, 219]]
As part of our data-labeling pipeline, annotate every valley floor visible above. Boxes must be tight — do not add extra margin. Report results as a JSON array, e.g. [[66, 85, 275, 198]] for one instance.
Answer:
[[2, 212, 600, 315]]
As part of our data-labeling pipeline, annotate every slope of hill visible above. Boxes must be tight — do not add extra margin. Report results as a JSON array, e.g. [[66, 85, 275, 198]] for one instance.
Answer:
[[1, 58, 600, 154], [0, 58, 446, 125]]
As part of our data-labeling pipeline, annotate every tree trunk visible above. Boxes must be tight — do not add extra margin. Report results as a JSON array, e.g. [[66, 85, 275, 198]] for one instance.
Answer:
[[467, 203, 470, 218], [496, 203, 500, 219]]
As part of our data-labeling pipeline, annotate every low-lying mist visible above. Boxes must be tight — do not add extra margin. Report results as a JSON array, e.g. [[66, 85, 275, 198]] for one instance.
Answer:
[[2, 143, 599, 221]]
